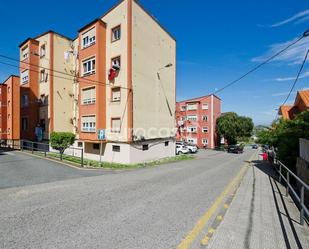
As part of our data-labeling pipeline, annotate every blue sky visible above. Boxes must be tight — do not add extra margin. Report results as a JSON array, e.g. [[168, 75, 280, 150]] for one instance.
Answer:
[[1, 0, 309, 125]]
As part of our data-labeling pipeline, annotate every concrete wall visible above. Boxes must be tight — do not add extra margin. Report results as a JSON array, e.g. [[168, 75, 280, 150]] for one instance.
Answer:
[[132, 1, 176, 140], [102, 0, 129, 142], [299, 138, 309, 163], [71, 139, 175, 164], [52, 34, 74, 133]]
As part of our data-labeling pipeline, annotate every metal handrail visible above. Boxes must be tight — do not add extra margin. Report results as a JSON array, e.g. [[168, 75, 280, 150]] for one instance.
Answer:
[[275, 159, 309, 225]]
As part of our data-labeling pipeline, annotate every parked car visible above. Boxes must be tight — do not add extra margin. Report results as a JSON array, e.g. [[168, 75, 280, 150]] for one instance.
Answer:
[[176, 144, 190, 155], [227, 145, 244, 154], [176, 142, 198, 153], [251, 144, 258, 149]]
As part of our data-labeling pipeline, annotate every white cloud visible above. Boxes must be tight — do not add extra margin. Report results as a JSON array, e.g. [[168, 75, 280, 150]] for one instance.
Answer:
[[270, 9, 309, 27], [271, 91, 297, 97], [252, 37, 309, 65], [275, 71, 309, 82]]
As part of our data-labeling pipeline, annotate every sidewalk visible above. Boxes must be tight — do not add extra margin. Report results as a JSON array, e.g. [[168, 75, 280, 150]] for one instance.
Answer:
[[207, 160, 309, 249]]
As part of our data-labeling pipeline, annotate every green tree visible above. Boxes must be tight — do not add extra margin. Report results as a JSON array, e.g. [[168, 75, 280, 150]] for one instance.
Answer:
[[50, 132, 75, 160], [216, 112, 253, 145], [256, 110, 309, 171]]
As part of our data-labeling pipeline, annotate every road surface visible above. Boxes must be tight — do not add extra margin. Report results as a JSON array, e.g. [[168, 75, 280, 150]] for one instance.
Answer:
[[0, 149, 256, 249]]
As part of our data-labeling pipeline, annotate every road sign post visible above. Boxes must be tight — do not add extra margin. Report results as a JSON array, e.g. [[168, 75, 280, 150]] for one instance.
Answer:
[[98, 129, 105, 165]]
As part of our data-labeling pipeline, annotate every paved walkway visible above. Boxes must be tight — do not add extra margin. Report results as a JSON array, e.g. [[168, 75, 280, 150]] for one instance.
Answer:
[[208, 160, 309, 249]]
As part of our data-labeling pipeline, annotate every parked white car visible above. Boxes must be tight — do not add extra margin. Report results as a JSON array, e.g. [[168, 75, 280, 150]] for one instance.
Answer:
[[176, 142, 198, 154], [176, 144, 190, 155]]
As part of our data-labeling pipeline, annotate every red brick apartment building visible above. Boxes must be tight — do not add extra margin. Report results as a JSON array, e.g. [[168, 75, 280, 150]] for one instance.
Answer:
[[0, 0, 177, 164], [0, 76, 20, 145], [176, 95, 221, 149]]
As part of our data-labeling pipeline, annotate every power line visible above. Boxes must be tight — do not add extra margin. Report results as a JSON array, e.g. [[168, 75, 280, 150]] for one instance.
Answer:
[[274, 48, 309, 120], [282, 49, 309, 106], [213, 31, 308, 95], [0, 54, 130, 90]]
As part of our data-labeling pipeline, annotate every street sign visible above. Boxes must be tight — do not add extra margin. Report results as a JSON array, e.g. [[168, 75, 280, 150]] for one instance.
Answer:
[[98, 129, 105, 140]]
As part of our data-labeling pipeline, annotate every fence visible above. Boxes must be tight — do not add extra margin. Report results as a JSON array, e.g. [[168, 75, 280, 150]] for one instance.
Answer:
[[274, 158, 309, 225], [20, 140, 84, 167]]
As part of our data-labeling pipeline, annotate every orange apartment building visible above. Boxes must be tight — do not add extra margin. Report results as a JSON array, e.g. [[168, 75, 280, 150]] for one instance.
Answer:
[[12, 0, 177, 164], [176, 95, 221, 149], [278, 90, 309, 120], [0, 76, 20, 145]]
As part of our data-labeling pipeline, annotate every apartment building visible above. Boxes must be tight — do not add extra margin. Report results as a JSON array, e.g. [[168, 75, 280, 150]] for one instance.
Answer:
[[15, 0, 176, 164], [278, 90, 309, 120], [0, 75, 20, 145], [176, 95, 221, 149], [19, 31, 74, 140]]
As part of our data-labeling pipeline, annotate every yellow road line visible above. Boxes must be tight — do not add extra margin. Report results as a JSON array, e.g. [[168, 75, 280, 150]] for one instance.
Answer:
[[177, 152, 256, 249]]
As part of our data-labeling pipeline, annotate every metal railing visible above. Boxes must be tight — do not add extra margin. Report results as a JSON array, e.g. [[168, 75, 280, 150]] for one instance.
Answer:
[[20, 140, 84, 167], [274, 158, 309, 225]]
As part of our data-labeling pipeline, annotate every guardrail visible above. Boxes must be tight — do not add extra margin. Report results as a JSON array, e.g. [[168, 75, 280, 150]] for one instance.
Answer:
[[20, 140, 84, 167], [274, 158, 309, 225]]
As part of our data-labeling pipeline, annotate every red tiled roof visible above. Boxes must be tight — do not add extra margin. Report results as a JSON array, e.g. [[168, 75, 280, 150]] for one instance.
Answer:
[[298, 90, 309, 107], [279, 105, 293, 120]]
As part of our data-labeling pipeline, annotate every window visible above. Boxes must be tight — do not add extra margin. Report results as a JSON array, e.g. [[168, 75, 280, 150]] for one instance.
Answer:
[[187, 138, 197, 144], [8, 87, 10, 94], [82, 28, 96, 48], [112, 145, 120, 152], [82, 57, 95, 76], [7, 100, 10, 107], [111, 56, 121, 70], [21, 94, 29, 107], [40, 44, 46, 57], [142, 144, 149, 151], [187, 115, 197, 121], [202, 139, 208, 145], [22, 46, 29, 60], [202, 103, 209, 110], [82, 87, 96, 104], [180, 105, 186, 111], [93, 143, 100, 150], [21, 117, 28, 131], [21, 70, 29, 84], [111, 118, 121, 133], [112, 25, 121, 42], [81, 115, 96, 132], [203, 115, 208, 121], [165, 141, 169, 147], [40, 70, 46, 82], [203, 127, 208, 133], [181, 116, 186, 121], [111, 87, 121, 102], [187, 103, 198, 110], [77, 142, 83, 147], [187, 127, 197, 133]]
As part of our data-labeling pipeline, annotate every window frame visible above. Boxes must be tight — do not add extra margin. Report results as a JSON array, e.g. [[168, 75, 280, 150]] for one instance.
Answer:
[[81, 27, 96, 49], [21, 46, 29, 60], [111, 25, 121, 42], [203, 115, 208, 121], [202, 127, 209, 133], [111, 117, 121, 133], [21, 69, 29, 84], [21, 117, 28, 131], [82, 57, 96, 76], [111, 87, 121, 102], [81, 115, 96, 133], [40, 44, 46, 58], [81, 86, 96, 105]]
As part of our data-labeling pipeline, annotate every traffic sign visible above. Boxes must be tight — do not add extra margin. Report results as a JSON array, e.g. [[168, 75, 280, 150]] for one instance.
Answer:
[[98, 129, 105, 140]]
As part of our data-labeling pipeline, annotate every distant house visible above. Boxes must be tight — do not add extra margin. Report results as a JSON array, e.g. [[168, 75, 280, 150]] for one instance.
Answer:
[[278, 90, 309, 120]]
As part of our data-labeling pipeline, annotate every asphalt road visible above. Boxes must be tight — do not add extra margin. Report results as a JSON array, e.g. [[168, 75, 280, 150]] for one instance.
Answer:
[[0, 149, 256, 249]]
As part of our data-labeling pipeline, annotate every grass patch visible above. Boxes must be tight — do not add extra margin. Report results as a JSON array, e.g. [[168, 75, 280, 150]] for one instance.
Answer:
[[30, 150, 195, 169]]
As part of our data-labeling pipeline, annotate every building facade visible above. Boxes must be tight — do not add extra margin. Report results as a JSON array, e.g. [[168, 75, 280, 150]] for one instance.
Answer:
[[12, 0, 176, 164], [278, 90, 309, 120], [0, 76, 20, 145], [176, 95, 221, 149]]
